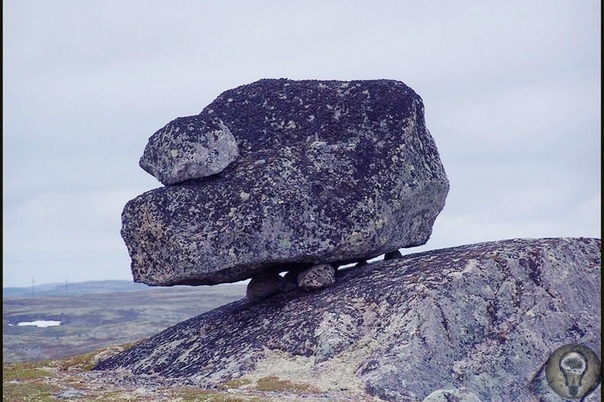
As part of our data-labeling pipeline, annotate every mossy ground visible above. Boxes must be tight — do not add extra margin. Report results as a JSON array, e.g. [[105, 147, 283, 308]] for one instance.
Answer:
[[2, 345, 337, 402], [255, 375, 322, 393]]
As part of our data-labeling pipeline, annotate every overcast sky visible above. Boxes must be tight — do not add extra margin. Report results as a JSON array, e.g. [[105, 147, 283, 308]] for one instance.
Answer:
[[3, 1, 601, 288]]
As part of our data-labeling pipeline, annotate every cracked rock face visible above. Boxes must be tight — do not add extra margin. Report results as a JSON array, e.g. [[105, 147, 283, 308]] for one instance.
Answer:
[[95, 237, 601, 402], [122, 78, 449, 286]]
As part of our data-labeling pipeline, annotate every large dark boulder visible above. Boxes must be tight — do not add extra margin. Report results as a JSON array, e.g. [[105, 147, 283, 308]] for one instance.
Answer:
[[95, 237, 602, 401], [122, 79, 449, 286]]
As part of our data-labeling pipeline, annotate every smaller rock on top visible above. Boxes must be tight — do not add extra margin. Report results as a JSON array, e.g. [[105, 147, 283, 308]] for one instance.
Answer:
[[139, 116, 239, 185]]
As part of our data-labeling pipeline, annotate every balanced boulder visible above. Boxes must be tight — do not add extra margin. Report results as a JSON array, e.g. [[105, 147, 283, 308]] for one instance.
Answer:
[[122, 79, 449, 286]]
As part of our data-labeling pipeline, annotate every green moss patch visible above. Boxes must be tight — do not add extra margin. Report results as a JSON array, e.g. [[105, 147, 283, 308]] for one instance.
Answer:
[[255, 375, 321, 393]]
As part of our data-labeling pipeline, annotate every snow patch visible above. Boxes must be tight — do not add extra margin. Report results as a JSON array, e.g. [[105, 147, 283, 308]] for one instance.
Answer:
[[10, 320, 61, 328]]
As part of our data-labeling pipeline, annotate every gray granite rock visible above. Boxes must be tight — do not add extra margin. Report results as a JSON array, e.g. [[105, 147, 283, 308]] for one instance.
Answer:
[[422, 388, 483, 402], [245, 271, 287, 302], [139, 117, 238, 185], [95, 237, 601, 402], [122, 79, 449, 286], [297, 263, 336, 291]]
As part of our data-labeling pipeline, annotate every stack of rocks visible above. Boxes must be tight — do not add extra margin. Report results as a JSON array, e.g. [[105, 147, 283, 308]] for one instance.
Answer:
[[109, 80, 601, 401], [121, 78, 450, 300]]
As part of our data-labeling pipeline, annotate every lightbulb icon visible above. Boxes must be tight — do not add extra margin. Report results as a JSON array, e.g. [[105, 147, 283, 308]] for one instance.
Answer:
[[559, 351, 588, 397], [545, 343, 601, 399]]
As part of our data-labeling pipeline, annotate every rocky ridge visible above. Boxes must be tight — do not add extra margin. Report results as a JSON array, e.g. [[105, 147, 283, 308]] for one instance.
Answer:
[[96, 237, 602, 401]]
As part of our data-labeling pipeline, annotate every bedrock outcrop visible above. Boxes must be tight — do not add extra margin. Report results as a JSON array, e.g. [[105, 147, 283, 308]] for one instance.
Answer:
[[122, 79, 449, 286], [95, 237, 602, 402]]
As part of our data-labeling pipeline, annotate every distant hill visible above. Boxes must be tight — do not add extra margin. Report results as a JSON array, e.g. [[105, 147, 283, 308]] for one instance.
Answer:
[[3, 281, 247, 363], [3, 280, 150, 298]]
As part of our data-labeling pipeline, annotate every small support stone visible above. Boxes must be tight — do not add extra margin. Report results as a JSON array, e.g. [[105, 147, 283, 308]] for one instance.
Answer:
[[297, 264, 336, 291]]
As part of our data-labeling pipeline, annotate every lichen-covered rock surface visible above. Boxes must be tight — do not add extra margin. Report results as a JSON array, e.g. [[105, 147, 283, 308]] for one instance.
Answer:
[[95, 237, 602, 402], [139, 117, 239, 185], [122, 78, 449, 286]]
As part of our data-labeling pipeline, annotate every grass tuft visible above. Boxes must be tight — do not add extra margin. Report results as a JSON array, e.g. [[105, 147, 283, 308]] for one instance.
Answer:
[[255, 375, 321, 393], [219, 378, 253, 389], [170, 387, 263, 402], [3, 361, 62, 401]]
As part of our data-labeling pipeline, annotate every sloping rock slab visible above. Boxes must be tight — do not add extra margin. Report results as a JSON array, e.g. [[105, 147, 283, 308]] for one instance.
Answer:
[[122, 79, 449, 286], [94, 238, 601, 401]]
